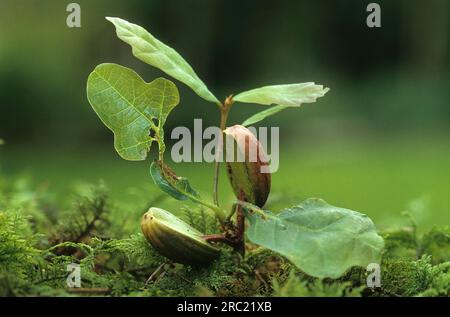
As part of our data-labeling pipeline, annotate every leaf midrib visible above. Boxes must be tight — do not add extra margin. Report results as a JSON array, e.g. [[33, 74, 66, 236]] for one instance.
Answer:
[[94, 69, 153, 126], [119, 23, 199, 90]]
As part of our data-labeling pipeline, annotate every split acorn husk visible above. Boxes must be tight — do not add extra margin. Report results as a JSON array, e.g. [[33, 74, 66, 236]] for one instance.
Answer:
[[141, 207, 220, 266], [224, 125, 271, 208]]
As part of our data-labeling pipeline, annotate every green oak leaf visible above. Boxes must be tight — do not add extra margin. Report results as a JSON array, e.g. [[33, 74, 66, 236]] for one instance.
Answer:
[[150, 160, 199, 201], [244, 198, 384, 279], [150, 161, 226, 221], [234, 83, 329, 107], [106, 17, 219, 104], [242, 105, 289, 126], [87, 63, 179, 161]]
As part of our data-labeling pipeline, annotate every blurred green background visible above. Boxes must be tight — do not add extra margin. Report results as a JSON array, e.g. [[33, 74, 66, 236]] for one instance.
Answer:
[[0, 0, 449, 230]]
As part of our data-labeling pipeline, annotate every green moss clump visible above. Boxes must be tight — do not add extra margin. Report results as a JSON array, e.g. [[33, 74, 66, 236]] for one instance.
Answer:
[[420, 226, 450, 264], [382, 228, 418, 260], [272, 272, 364, 297], [416, 262, 450, 297], [379, 256, 434, 296]]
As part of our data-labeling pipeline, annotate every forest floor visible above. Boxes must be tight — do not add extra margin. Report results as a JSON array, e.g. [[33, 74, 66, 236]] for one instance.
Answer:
[[0, 136, 449, 296]]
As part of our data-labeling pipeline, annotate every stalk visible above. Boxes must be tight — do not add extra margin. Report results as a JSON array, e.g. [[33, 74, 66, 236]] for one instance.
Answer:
[[213, 96, 233, 206], [234, 191, 246, 257]]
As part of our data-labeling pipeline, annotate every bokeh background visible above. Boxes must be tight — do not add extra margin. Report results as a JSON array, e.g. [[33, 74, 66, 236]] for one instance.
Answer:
[[0, 0, 449, 230]]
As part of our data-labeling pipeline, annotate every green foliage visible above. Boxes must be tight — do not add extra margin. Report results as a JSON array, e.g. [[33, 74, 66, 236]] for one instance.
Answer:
[[241, 249, 293, 295], [104, 16, 330, 129], [106, 17, 219, 104], [105, 248, 238, 297], [416, 262, 450, 297], [242, 105, 289, 126], [182, 207, 219, 235], [0, 175, 449, 297], [88, 16, 378, 280], [97, 234, 165, 270], [421, 226, 450, 264], [273, 273, 364, 297], [87, 63, 180, 161], [0, 209, 40, 286], [150, 161, 226, 221], [234, 83, 329, 107], [236, 83, 329, 124], [382, 228, 418, 260], [244, 198, 384, 279], [150, 161, 200, 201], [379, 256, 435, 296], [3, 15, 445, 297], [49, 184, 110, 247]]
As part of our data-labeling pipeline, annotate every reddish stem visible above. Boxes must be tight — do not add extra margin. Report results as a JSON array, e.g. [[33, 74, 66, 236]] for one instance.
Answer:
[[234, 191, 246, 257], [202, 234, 232, 244]]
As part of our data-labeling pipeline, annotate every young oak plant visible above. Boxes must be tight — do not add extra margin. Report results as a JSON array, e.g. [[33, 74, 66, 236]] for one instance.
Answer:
[[86, 17, 384, 279]]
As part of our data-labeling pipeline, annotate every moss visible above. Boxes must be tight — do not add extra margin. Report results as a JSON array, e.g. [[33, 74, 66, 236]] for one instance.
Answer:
[[210, 248, 285, 296], [382, 227, 418, 260], [337, 266, 366, 289], [272, 272, 364, 297], [182, 207, 219, 235], [379, 256, 434, 296], [416, 262, 450, 297], [1, 175, 450, 297], [420, 226, 450, 264]]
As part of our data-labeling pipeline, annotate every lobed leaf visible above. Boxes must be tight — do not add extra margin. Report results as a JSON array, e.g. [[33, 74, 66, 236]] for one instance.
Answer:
[[234, 83, 329, 107], [244, 198, 384, 279], [87, 63, 179, 161], [106, 17, 219, 104]]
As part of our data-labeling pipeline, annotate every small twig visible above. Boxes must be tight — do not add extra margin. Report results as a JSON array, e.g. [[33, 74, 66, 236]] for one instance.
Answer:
[[254, 270, 269, 289], [171, 270, 193, 284], [145, 261, 169, 286], [154, 268, 167, 284]]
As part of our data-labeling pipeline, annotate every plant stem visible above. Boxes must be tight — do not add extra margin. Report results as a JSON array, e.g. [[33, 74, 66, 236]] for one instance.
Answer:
[[156, 160, 227, 222], [202, 233, 234, 245], [213, 96, 233, 206], [235, 191, 246, 257]]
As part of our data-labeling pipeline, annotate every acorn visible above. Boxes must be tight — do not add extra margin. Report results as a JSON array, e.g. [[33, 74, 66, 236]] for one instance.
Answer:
[[141, 207, 220, 266], [224, 125, 271, 208]]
